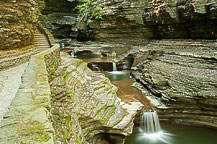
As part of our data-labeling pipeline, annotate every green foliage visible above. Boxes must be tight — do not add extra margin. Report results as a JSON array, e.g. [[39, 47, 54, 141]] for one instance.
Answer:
[[70, 0, 104, 23]]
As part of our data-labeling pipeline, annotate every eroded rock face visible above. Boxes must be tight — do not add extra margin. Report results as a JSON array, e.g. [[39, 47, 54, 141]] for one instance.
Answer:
[[40, 0, 217, 41], [50, 52, 143, 143], [131, 39, 217, 128], [0, 0, 45, 50], [40, 0, 80, 39], [90, 0, 217, 41]]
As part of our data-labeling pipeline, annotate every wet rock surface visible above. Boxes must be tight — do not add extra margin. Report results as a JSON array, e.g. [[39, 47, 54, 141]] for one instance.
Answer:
[[130, 39, 217, 127]]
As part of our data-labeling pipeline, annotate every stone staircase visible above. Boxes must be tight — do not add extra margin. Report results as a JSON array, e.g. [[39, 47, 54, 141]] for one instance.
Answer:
[[0, 29, 51, 70], [33, 29, 51, 51]]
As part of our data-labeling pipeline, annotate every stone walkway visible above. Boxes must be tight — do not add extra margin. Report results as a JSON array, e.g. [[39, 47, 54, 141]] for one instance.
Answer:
[[0, 63, 28, 122]]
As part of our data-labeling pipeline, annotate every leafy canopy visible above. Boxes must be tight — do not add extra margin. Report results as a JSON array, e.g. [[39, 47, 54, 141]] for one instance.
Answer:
[[69, 0, 104, 23]]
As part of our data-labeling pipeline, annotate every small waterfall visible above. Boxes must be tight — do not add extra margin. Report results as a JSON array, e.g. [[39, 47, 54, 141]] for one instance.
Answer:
[[71, 51, 75, 57], [61, 43, 65, 48], [138, 111, 173, 144], [112, 62, 117, 71], [140, 111, 161, 133]]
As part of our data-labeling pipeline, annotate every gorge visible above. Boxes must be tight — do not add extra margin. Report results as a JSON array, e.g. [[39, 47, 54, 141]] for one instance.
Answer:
[[0, 0, 217, 144]]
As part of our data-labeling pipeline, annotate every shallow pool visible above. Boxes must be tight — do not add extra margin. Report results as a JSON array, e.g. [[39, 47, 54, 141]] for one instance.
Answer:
[[103, 71, 130, 81], [125, 123, 217, 144]]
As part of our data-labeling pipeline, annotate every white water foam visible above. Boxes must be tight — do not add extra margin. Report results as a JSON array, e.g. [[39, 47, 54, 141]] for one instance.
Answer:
[[112, 62, 117, 71], [138, 111, 173, 144]]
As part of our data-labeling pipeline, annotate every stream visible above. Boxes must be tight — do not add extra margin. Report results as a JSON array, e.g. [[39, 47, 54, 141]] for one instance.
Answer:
[[70, 51, 217, 144]]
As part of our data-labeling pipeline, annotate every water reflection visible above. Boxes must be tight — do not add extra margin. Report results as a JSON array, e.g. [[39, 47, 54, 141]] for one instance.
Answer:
[[103, 71, 130, 81], [125, 123, 217, 144], [126, 130, 173, 144]]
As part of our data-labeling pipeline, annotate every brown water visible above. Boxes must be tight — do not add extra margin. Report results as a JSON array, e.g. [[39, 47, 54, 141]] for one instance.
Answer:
[[80, 54, 152, 109], [104, 71, 152, 110]]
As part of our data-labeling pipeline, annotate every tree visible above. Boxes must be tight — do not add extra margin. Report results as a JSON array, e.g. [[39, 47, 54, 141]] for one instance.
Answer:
[[69, 0, 104, 24]]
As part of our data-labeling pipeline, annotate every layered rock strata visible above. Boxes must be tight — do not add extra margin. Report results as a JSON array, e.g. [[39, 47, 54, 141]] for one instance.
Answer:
[[40, 0, 79, 39], [90, 0, 217, 41], [130, 39, 217, 128], [40, 0, 217, 41], [0, 0, 45, 50], [50, 52, 143, 144]]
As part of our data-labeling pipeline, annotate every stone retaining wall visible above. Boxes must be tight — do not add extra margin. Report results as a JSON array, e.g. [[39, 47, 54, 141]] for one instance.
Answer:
[[38, 22, 56, 47], [0, 44, 60, 143]]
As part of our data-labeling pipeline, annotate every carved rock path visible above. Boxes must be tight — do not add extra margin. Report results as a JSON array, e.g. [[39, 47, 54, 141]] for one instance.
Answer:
[[0, 63, 28, 122]]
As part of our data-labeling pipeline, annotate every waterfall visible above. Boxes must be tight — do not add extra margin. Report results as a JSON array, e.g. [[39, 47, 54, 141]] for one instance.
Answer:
[[61, 43, 65, 48], [140, 111, 161, 133], [112, 62, 117, 71], [138, 111, 173, 144], [71, 51, 75, 57]]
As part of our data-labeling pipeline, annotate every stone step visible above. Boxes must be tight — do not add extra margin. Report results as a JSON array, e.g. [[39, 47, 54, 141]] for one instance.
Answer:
[[0, 29, 52, 70], [34, 38, 47, 40], [34, 35, 45, 36], [33, 38, 47, 40], [34, 45, 50, 47], [34, 42, 49, 44], [33, 39, 48, 43], [33, 35, 47, 37], [34, 44, 50, 46], [33, 30, 51, 50], [33, 43, 49, 45], [33, 37, 47, 39]]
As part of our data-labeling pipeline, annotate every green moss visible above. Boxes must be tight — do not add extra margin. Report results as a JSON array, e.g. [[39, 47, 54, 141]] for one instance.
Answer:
[[16, 120, 51, 143]]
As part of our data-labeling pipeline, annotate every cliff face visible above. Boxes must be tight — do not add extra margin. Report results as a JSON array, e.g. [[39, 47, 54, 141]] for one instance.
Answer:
[[131, 39, 217, 127], [0, 0, 45, 50], [40, 0, 79, 39], [40, 0, 217, 41], [90, 0, 217, 41]]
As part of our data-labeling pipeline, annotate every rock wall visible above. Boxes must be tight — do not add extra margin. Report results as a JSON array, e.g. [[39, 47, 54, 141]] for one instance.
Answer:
[[39, 0, 217, 41], [131, 39, 217, 128], [42, 0, 77, 14], [40, 0, 79, 39], [90, 0, 217, 41], [0, 0, 45, 50], [0, 44, 60, 143], [50, 53, 143, 143]]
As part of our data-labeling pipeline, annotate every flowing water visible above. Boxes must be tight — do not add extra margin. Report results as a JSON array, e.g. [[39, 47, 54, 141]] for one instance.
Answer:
[[112, 62, 117, 71], [72, 52, 217, 144], [139, 111, 161, 133], [128, 111, 173, 144], [71, 51, 75, 57]]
